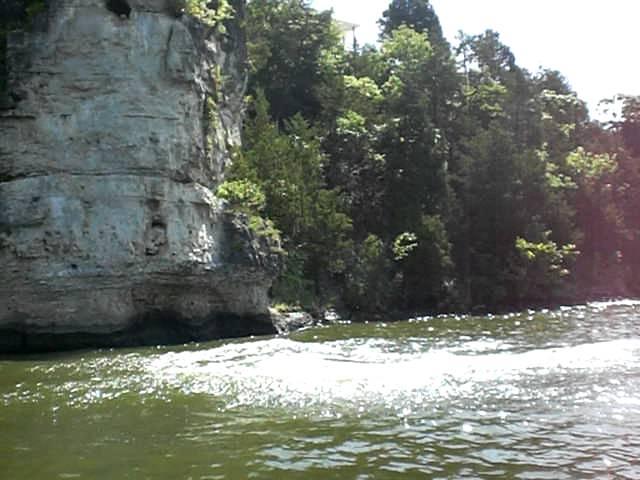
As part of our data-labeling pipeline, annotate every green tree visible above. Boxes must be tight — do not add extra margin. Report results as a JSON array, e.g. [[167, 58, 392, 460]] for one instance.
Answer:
[[619, 95, 640, 157], [378, 26, 448, 232], [393, 215, 453, 310], [379, 0, 445, 44], [246, 0, 344, 124], [323, 75, 386, 236], [512, 233, 578, 304], [229, 91, 352, 305]]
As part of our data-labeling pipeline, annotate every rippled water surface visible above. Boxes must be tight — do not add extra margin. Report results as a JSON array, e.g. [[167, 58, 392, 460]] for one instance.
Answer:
[[2, 301, 640, 478]]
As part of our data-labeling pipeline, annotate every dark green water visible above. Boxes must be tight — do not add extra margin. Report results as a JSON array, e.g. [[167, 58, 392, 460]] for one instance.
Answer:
[[2, 301, 640, 479]]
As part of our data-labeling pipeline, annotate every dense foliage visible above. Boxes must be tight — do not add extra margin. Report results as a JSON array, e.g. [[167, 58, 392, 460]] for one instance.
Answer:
[[232, 0, 640, 315]]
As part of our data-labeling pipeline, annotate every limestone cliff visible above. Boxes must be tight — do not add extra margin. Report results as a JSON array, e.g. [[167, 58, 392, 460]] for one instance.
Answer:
[[0, 0, 280, 352]]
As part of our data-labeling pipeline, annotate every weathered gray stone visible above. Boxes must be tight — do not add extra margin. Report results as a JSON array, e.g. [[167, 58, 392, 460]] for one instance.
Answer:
[[269, 309, 317, 335], [0, 0, 279, 352]]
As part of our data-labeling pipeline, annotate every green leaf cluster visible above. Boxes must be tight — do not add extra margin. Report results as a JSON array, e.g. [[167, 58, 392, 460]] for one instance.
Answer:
[[185, 0, 234, 29]]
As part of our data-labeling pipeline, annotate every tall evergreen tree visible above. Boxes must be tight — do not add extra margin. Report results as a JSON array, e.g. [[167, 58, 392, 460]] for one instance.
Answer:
[[379, 0, 444, 44]]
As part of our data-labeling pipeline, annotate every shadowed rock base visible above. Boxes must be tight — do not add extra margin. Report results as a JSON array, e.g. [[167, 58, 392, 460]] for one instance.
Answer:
[[0, 312, 276, 354]]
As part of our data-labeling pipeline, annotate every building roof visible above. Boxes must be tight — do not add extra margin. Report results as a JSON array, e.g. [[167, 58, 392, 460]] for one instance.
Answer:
[[335, 20, 359, 33]]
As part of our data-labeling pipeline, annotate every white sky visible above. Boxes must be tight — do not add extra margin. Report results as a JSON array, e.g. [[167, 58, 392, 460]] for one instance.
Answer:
[[312, 0, 639, 120]]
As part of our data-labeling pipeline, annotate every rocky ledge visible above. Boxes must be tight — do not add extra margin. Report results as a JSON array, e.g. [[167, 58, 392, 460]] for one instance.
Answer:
[[0, 0, 280, 353]]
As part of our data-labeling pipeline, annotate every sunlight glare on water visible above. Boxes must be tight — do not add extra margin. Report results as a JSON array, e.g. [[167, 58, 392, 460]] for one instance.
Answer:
[[2, 300, 640, 479], [148, 336, 639, 416]]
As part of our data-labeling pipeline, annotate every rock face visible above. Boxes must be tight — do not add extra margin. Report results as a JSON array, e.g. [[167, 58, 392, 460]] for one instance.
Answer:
[[0, 0, 279, 352]]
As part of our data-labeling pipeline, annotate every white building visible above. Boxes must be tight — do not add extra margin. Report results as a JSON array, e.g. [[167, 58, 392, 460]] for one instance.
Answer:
[[335, 19, 359, 49]]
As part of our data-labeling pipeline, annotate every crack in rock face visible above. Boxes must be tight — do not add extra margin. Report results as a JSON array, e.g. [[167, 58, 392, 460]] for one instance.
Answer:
[[0, 0, 281, 353]]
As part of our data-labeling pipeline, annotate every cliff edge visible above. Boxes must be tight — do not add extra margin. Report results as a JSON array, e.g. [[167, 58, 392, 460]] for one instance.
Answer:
[[0, 0, 280, 352]]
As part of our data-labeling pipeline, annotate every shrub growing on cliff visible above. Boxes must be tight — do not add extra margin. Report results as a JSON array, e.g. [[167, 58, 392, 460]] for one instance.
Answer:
[[185, 0, 233, 29], [218, 179, 266, 214], [217, 178, 281, 247], [226, 91, 352, 303]]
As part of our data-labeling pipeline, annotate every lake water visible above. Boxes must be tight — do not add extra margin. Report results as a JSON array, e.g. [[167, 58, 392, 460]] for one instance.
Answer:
[[2, 300, 640, 478]]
